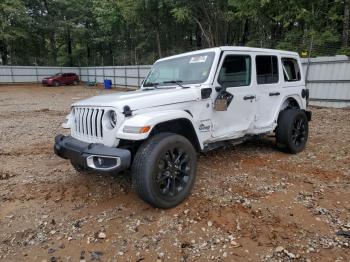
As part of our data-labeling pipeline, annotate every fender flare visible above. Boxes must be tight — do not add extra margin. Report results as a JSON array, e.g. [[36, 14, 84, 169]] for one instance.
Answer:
[[273, 95, 304, 122], [116, 110, 202, 145]]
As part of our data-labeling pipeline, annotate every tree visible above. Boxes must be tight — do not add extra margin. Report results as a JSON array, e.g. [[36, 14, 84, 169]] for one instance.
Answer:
[[343, 0, 350, 48], [1, 0, 350, 66], [0, 0, 28, 65], [172, 0, 236, 47]]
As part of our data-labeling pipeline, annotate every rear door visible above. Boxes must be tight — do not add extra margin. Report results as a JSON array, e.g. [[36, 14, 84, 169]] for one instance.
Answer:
[[254, 55, 283, 129], [211, 52, 257, 139]]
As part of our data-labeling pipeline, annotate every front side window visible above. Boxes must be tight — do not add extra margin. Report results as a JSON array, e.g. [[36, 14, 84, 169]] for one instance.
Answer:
[[144, 52, 215, 87], [256, 55, 279, 84], [282, 58, 301, 82], [218, 55, 251, 87]]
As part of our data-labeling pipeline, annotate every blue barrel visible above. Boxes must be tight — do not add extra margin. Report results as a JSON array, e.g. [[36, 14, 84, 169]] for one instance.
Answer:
[[104, 79, 112, 89]]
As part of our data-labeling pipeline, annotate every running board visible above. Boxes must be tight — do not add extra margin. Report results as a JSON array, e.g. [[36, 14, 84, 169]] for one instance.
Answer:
[[202, 133, 271, 153], [202, 137, 246, 152]]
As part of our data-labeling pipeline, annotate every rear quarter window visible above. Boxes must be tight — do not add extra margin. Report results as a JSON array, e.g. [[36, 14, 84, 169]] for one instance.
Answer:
[[282, 58, 301, 82]]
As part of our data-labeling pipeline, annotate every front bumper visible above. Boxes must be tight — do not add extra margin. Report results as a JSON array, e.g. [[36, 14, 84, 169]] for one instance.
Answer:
[[54, 135, 131, 172]]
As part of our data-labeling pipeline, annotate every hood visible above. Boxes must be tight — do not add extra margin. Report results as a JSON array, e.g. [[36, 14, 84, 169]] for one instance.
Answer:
[[72, 87, 200, 111]]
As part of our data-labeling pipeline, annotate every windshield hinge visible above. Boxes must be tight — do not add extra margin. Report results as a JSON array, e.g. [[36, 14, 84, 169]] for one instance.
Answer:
[[123, 105, 132, 117]]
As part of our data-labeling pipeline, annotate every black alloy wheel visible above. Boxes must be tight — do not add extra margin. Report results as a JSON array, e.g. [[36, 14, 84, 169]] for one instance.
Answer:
[[155, 147, 191, 198], [291, 117, 307, 147]]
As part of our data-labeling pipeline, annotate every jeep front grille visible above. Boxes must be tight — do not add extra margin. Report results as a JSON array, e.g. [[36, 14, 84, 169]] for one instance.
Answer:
[[72, 107, 105, 142]]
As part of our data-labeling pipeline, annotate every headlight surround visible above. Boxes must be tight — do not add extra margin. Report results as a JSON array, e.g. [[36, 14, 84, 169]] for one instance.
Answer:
[[103, 110, 118, 130], [109, 110, 118, 128], [62, 111, 74, 129]]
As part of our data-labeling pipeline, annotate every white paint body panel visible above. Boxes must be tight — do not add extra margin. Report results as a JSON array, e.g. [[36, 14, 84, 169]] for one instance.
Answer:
[[64, 47, 307, 150]]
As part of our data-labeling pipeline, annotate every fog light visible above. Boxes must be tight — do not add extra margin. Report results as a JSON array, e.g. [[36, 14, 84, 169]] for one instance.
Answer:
[[86, 155, 121, 171]]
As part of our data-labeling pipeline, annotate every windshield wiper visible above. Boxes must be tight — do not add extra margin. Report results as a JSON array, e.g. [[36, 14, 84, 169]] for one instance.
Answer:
[[143, 82, 159, 88], [163, 80, 190, 89], [143, 82, 160, 90]]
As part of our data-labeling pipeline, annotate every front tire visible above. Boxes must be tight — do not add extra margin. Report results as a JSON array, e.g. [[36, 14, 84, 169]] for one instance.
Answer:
[[276, 109, 309, 154], [53, 81, 60, 87], [132, 133, 197, 209]]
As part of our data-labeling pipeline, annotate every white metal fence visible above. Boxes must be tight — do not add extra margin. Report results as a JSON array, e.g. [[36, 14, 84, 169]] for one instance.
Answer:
[[1, 55, 350, 108], [301, 56, 350, 108], [0, 66, 80, 83], [80, 66, 151, 88], [0, 65, 151, 88]]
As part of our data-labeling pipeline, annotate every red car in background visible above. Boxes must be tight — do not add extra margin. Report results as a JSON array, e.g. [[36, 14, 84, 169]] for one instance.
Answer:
[[42, 73, 80, 86]]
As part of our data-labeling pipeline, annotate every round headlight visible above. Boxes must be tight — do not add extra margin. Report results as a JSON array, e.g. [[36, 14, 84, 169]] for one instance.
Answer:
[[109, 110, 118, 128]]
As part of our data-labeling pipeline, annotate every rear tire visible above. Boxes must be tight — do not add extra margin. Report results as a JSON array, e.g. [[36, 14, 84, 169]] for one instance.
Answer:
[[132, 133, 197, 209], [73, 80, 78, 86], [276, 109, 309, 154]]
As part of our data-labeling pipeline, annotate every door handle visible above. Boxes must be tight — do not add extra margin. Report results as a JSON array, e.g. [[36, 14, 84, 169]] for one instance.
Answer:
[[243, 95, 256, 101], [269, 92, 280, 97]]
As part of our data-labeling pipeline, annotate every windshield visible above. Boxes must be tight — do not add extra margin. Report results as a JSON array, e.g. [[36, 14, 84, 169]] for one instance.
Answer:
[[54, 73, 63, 76], [144, 52, 215, 87]]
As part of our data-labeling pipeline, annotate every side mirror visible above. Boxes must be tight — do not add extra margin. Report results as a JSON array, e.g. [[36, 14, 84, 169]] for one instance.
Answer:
[[214, 90, 234, 111]]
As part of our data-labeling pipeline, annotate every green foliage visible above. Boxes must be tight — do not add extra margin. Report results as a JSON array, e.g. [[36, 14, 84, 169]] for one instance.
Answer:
[[0, 0, 349, 65], [0, 0, 28, 41]]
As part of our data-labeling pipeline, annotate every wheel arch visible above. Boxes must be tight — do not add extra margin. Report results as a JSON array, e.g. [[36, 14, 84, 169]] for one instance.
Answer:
[[116, 110, 203, 151], [280, 96, 302, 110], [151, 118, 201, 152], [273, 95, 304, 123]]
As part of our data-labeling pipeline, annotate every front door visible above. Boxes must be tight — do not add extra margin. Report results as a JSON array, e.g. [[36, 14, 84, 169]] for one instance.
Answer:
[[211, 52, 257, 139]]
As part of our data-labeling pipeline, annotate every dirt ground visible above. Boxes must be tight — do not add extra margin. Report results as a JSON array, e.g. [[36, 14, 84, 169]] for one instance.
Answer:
[[0, 84, 349, 262]]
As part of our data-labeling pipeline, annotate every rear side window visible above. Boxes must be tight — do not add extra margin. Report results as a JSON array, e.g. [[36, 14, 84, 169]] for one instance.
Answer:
[[282, 58, 301, 82], [218, 55, 251, 87], [256, 56, 279, 84]]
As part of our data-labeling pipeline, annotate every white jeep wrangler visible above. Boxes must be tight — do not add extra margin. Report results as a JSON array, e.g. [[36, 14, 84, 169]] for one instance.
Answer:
[[54, 47, 311, 208]]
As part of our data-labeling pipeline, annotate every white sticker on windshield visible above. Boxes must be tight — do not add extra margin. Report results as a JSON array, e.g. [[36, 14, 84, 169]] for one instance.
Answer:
[[189, 55, 208, 64]]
